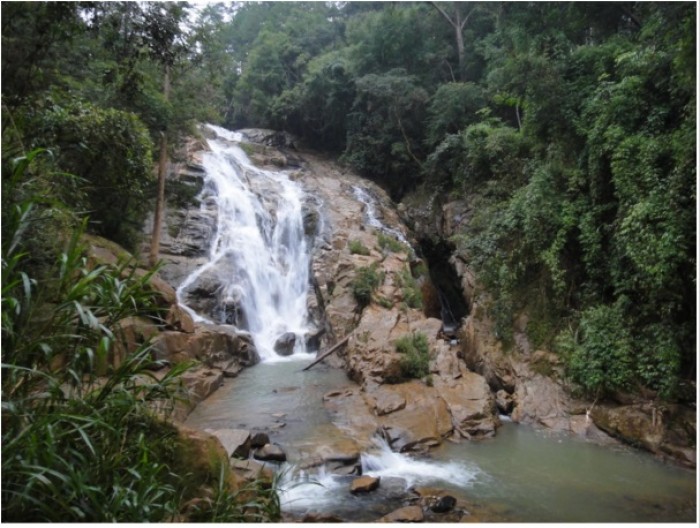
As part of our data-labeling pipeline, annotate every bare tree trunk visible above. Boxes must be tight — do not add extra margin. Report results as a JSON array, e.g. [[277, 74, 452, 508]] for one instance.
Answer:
[[430, 1, 476, 81], [149, 65, 170, 267]]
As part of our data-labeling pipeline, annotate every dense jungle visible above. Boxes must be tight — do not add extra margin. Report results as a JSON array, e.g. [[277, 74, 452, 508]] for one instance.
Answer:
[[1, 1, 696, 523]]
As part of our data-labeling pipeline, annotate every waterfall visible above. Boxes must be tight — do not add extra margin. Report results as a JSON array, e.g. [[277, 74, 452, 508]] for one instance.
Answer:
[[177, 124, 313, 362], [351, 185, 412, 249]]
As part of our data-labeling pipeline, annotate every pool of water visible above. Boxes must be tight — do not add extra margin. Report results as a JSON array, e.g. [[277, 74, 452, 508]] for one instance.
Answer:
[[185, 361, 697, 523]]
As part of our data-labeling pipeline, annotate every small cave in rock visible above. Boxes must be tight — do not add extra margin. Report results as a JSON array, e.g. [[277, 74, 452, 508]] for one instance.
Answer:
[[419, 238, 470, 336]]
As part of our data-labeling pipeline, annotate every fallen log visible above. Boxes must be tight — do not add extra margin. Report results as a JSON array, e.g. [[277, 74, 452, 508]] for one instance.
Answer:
[[302, 335, 350, 371]]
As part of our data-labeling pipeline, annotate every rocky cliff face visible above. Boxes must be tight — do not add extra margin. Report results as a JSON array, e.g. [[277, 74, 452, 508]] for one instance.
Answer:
[[398, 186, 696, 468], [285, 151, 500, 452], [135, 128, 693, 469]]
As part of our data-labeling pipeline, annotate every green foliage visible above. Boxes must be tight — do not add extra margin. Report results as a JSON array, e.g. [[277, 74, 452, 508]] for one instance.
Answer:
[[351, 264, 383, 308], [397, 266, 423, 310], [187, 464, 280, 522], [425, 82, 487, 147], [1, 152, 278, 522], [377, 232, 405, 253], [16, 100, 154, 250], [557, 303, 634, 396], [1, 159, 182, 521], [348, 239, 370, 256], [395, 332, 431, 380]]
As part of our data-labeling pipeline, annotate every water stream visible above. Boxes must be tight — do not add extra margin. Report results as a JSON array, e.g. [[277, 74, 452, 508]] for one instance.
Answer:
[[177, 124, 314, 361], [181, 125, 696, 522]]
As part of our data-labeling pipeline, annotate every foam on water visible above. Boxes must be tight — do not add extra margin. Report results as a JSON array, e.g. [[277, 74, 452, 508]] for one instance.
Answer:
[[176, 124, 314, 362]]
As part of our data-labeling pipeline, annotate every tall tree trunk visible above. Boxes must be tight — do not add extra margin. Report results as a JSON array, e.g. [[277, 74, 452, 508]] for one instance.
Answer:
[[149, 65, 170, 267], [431, 2, 476, 81]]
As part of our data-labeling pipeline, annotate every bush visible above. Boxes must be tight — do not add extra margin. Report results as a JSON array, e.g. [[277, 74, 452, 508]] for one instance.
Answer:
[[557, 303, 634, 396], [19, 99, 154, 250], [348, 239, 370, 255], [395, 332, 430, 379], [377, 231, 405, 253], [351, 264, 383, 308], [397, 266, 423, 310]]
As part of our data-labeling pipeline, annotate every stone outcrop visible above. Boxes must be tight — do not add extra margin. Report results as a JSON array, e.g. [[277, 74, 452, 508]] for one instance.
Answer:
[[378, 505, 424, 523], [399, 182, 697, 469], [350, 475, 380, 494], [591, 403, 696, 468]]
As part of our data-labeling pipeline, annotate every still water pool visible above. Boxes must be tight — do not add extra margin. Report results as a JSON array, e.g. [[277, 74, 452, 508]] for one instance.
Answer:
[[185, 360, 697, 523]]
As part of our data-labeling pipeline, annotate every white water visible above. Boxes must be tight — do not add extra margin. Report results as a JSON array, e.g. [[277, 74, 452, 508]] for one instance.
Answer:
[[351, 185, 412, 249], [279, 438, 479, 511], [176, 124, 313, 362]]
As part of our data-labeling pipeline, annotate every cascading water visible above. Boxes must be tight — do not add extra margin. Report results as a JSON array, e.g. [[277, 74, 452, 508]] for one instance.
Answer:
[[176, 124, 313, 361], [351, 185, 412, 249]]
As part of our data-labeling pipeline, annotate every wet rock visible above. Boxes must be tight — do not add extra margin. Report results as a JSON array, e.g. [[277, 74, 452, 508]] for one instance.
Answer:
[[274, 332, 296, 356], [230, 459, 274, 488], [378, 505, 424, 522], [301, 512, 343, 523], [250, 432, 270, 449], [350, 475, 380, 494], [254, 443, 287, 462], [591, 403, 696, 468], [153, 325, 259, 367], [428, 495, 457, 513], [165, 304, 195, 333], [495, 390, 513, 414], [374, 381, 453, 452], [411, 487, 458, 514], [206, 428, 251, 459], [435, 371, 499, 439]]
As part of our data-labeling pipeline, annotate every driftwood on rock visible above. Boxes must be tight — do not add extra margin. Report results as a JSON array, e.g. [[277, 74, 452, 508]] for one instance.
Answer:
[[302, 335, 350, 371]]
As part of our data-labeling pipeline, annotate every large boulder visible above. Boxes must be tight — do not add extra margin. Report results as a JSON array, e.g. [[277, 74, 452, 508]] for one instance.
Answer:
[[373, 381, 453, 452], [434, 370, 499, 439], [153, 325, 259, 366], [274, 332, 296, 356], [206, 428, 251, 459], [591, 403, 696, 468]]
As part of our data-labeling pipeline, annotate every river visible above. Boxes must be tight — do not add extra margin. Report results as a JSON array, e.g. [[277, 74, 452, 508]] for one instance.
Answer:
[[185, 358, 696, 522]]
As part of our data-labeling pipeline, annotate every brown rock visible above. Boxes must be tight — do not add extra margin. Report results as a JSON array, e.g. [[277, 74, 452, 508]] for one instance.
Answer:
[[107, 316, 160, 373], [375, 381, 453, 452], [365, 387, 407, 416], [379, 505, 424, 522], [350, 475, 380, 493], [435, 372, 499, 438], [181, 368, 223, 406], [165, 304, 195, 333], [231, 459, 274, 488]]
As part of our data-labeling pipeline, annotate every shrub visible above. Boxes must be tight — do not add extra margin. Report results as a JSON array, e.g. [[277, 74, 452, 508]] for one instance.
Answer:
[[1, 153, 279, 522], [395, 332, 430, 379], [348, 239, 370, 255], [351, 264, 383, 308], [377, 231, 405, 253], [557, 303, 634, 396], [19, 99, 154, 250], [397, 266, 423, 310]]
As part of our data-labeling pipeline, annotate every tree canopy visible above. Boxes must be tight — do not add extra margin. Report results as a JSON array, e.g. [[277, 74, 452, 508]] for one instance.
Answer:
[[2, 0, 696, 401]]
